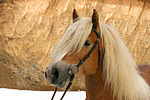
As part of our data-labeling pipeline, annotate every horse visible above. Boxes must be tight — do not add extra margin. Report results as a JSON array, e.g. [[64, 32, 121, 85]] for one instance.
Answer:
[[45, 9, 150, 100]]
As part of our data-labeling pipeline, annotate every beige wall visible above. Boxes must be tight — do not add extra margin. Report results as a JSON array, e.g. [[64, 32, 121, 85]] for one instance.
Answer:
[[0, 0, 149, 90]]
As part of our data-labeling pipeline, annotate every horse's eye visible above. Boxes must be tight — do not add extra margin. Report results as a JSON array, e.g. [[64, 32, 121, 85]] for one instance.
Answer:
[[84, 40, 91, 47]]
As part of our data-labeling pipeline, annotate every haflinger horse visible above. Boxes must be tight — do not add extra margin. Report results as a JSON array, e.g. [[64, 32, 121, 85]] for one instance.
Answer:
[[45, 9, 150, 100]]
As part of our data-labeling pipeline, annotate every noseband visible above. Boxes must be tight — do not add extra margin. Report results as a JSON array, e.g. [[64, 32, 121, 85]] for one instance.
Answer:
[[51, 28, 102, 100]]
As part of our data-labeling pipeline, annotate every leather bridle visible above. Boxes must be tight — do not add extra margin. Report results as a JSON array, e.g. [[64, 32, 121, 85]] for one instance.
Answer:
[[51, 27, 102, 100]]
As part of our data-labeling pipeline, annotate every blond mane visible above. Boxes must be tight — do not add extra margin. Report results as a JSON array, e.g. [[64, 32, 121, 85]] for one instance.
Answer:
[[51, 18, 150, 100], [101, 23, 150, 100], [51, 18, 92, 63]]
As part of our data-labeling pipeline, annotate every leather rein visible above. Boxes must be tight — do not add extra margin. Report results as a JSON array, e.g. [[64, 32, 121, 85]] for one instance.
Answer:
[[51, 28, 102, 100]]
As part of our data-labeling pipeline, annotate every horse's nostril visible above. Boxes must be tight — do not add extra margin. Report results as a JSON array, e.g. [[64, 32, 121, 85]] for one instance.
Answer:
[[52, 69, 59, 79]]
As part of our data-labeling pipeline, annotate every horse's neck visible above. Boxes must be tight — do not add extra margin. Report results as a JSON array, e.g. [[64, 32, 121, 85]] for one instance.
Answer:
[[85, 67, 113, 100]]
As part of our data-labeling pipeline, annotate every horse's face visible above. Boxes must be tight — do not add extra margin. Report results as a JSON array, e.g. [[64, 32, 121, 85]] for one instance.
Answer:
[[61, 30, 99, 74], [45, 9, 101, 88]]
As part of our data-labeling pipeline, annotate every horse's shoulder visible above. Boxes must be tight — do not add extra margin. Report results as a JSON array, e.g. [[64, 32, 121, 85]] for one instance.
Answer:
[[137, 65, 150, 85]]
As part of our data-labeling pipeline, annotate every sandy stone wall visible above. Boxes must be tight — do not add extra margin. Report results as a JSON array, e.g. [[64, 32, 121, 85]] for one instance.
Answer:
[[0, 0, 149, 90]]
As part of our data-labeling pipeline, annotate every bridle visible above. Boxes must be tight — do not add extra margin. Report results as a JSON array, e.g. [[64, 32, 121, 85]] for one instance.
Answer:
[[51, 27, 102, 100]]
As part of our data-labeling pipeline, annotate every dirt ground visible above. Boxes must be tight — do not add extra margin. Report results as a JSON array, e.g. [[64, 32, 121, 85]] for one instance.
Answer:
[[0, 62, 17, 89]]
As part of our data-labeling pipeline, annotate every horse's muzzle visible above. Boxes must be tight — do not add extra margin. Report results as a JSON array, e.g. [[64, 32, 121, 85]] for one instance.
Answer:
[[45, 61, 74, 88]]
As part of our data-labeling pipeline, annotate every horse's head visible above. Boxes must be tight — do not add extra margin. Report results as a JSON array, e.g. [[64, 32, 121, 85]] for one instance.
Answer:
[[45, 9, 103, 88]]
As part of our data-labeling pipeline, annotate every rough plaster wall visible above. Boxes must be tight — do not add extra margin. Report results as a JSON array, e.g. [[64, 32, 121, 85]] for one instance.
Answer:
[[0, 0, 149, 90]]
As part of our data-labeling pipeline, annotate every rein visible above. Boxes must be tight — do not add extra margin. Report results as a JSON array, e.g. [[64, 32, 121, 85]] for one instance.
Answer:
[[51, 27, 101, 100]]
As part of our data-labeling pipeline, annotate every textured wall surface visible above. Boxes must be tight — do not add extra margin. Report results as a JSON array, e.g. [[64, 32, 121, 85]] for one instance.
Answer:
[[0, 0, 149, 90]]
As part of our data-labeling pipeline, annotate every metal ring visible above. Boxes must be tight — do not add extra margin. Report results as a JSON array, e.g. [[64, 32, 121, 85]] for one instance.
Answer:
[[70, 64, 79, 75], [70, 64, 78, 68]]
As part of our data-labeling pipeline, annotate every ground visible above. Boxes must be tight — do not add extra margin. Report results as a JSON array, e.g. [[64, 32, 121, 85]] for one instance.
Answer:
[[0, 88, 86, 100]]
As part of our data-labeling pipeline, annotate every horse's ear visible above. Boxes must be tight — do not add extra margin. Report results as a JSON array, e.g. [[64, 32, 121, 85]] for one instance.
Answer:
[[92, 9, 99, 29], [73, 9, 79, 23]]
